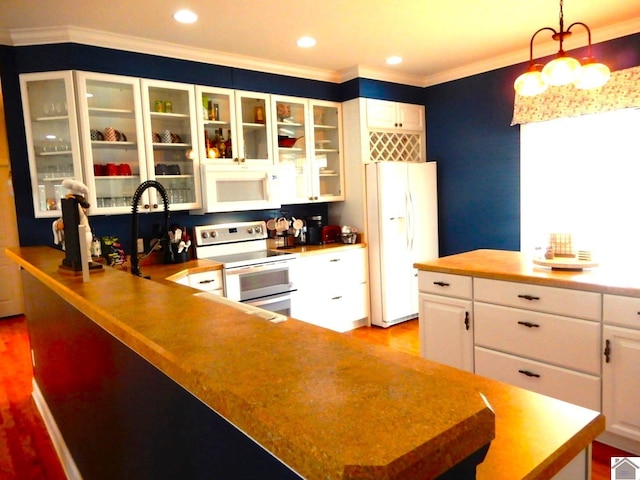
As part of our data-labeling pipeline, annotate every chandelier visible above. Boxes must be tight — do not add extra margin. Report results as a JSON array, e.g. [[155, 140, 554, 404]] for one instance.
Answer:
[[514, 0, 610, 97]]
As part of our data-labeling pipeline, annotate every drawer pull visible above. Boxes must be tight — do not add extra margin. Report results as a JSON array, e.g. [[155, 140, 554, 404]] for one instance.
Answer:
[[331, 296, 342, 300], [198, 279, 216, 284], [518, 294, 540, 301], [433, 281, 450, 287], [464, 311, 470, 331], [517, 321, 540, 328], [329, 259, 340, 263], [604, 339, 611, 363], [518, 369, 540, 378]]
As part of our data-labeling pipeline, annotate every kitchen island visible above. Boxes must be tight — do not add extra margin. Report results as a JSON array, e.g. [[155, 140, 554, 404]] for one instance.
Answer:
[[8, 246, 603, 479]]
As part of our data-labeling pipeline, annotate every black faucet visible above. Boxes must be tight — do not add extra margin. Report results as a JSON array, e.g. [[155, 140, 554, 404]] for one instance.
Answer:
[[130, 180, 171, 277]]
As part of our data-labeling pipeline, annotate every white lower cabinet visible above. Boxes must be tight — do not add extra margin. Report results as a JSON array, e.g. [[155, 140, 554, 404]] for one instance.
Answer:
[[291, 248, 368, 332], [473, 278, 601, 411], [602, 294, 640, 450], [175, 270, 224, 296], [417, 271, 473, 372], [419, 294, 473, 372]]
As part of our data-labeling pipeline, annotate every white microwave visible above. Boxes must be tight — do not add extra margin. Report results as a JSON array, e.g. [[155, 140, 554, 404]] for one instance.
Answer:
[[198, 165, 281, 213]]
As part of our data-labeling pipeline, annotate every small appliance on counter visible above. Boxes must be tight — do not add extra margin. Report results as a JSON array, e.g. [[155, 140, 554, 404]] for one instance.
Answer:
[[321, 225, 341, 244], [306, 215, 324, 245]]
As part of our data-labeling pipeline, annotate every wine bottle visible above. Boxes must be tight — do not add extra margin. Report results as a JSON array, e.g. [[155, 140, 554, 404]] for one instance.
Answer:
[[225, 129, 233, 158]]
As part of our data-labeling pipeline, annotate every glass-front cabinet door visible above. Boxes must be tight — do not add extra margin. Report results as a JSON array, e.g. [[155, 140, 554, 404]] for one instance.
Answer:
[[195, 86, 237, 165], [272, 95, 309, 203], [75, 72, 149, 214], [20, 71, 83, 217], [310, 100, 344, 201], [235, 91, 273, 165], [271, 96, 344, 203], [141, 79, 201, 209]]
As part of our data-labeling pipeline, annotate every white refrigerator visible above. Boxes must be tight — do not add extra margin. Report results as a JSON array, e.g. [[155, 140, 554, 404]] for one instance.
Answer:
[[365, 161, 438, 327]]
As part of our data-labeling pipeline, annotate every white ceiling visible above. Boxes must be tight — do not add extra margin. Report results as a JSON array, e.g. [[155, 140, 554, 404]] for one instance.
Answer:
[[1, 0, 640, 86]]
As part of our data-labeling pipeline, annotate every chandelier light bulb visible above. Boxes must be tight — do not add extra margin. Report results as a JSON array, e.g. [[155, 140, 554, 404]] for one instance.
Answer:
[[574, 60, 611, 90], [541, 56, 582, 86], [514, 66, 548, 96]]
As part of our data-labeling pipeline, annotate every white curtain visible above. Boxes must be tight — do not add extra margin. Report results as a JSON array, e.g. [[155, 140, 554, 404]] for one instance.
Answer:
[[520, 108, 640, 265]]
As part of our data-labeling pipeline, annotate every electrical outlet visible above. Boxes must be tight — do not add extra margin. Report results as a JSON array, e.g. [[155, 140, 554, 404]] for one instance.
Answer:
[[137, 238, 144, 252]]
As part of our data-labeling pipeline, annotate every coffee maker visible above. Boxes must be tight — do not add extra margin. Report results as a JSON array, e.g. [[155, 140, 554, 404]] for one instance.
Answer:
[[305, 215, 324, 245]]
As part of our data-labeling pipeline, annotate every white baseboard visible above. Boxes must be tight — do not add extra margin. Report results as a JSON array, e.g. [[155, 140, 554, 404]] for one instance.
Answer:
[[598, 431, 640, 456], [31, 379, 83, 480]]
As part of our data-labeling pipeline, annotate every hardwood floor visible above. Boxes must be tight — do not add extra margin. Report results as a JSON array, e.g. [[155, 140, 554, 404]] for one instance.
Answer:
[[0, 314, 633, 479], [345, 318, 634, 480]]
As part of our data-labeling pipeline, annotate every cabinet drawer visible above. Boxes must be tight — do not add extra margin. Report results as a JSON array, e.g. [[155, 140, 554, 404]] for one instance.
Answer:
[[475, 302, 600, 374], [293, 283, 368, 332], [418, 271, 472, 299], [603, 294, 640, 329], [475, 347, 601, 411], [187, 270, 223, 292], [474, 278, 601, 320], [295, 248, 367, 289]]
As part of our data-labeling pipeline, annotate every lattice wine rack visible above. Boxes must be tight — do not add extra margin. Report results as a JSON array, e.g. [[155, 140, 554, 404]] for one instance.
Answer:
[[369, 131, 421, 162]]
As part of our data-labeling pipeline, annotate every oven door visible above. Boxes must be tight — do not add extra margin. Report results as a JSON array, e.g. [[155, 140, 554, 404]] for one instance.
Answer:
[[201, 165, 281, 213], [244, 291, 294, 317], [224, 260, 295, 302]]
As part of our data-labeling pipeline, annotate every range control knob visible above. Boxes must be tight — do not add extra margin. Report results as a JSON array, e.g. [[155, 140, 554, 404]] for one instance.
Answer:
[[210, 231, 218, 238], [255, 226, 262, 234], [202, 231, 209, 239], [247, 227, 254, 234]]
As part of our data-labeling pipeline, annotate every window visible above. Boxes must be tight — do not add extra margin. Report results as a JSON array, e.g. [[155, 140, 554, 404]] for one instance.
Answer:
[[520, 108, 640, 265]]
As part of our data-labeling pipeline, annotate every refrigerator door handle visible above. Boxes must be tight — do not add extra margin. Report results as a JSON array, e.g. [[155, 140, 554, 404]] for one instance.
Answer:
[[406, 188, 414, 252]]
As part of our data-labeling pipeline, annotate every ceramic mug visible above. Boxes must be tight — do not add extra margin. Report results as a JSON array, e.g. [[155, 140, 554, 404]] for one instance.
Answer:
[[104, 127, 117, 142], [117, 163, 132, 176], [105, 163, 118, 176], [161, 130, 172, 143], [93, 164, 104, 176]]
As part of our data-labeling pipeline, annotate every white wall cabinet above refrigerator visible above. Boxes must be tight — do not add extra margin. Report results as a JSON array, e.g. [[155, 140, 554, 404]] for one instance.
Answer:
[[271, 95, 344, 204], [366, 99, 424, 131], [19, 71, 84, 218]]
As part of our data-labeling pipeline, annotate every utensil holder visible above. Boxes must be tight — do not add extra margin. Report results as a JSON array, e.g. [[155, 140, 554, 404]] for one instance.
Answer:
[[165, 243, 189, 264]]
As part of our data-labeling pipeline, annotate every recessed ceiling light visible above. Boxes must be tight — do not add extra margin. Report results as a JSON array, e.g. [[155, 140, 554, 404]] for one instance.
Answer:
[[386, 56, 403, 65], [297, 36, 316, 48], [173, 9, 198, 24]]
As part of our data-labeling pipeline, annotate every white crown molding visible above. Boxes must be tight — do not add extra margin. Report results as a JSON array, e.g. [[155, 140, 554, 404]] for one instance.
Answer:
[[339, 65, 426, 88], [421, 17, 640, 87], [5, 19, 640, 89], [8, 25, 343, 83]]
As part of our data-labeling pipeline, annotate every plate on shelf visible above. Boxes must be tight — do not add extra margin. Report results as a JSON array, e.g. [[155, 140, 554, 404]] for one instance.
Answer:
[[532, 257, 599, 270]]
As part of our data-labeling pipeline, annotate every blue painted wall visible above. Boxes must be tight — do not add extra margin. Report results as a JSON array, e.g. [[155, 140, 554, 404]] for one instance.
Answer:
[[2, 33, 640, 256]]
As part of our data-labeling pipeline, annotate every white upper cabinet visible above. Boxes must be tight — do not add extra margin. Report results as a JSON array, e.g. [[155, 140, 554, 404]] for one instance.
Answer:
[[271, 95, 344, 203], [195, 88, 273, 167], [140, 79, 201, 210], [74, 71, 150, 213], [20, 71, 84, 218], [366, 99, 424, 131]]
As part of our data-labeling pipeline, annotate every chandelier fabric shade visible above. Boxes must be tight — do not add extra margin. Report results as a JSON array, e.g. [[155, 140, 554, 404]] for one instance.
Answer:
[[513, 0, 610, 97], [512, 66, 640, 125]]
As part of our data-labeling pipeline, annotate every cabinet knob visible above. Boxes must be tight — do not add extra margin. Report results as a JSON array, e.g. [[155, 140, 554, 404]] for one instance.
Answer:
[[152, 204, 158, 209], [143, 204, 150, 210]]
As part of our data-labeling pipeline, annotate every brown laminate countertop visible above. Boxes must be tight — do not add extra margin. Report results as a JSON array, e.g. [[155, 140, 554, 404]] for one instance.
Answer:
[[414, 248, 640, 297], [8, 246, 604, 479]]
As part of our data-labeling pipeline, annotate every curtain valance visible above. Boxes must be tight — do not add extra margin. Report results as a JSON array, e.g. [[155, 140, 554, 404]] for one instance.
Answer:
[[511, 65, 640, 125]]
